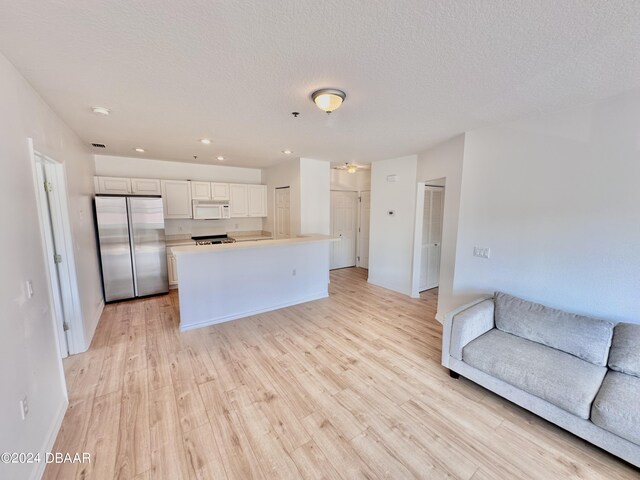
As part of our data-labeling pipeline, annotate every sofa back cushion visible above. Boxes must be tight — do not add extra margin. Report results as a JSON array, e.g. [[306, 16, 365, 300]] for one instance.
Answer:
[[608, 323, 640, 377], [494, 292, 614, 366]]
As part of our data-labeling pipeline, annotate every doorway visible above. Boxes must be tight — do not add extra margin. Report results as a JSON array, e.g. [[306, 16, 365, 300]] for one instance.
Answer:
[[275, 187, 291, 239], [330, 190, 358, 269], [31, 144, 83, 357], [419, 186, 444, 291], [357, 190, 371, 268]]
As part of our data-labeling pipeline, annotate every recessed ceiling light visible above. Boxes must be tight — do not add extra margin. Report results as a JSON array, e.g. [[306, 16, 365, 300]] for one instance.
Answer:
[[91, 106, 110, 116], [282, 150, 293, 155], [134, 148, 145, 153], [217, 156, 224, 161], [200, 138, 211, 145]]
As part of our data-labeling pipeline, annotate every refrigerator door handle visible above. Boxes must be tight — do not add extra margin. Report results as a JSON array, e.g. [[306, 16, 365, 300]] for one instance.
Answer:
[[126, 198, 139, 296]]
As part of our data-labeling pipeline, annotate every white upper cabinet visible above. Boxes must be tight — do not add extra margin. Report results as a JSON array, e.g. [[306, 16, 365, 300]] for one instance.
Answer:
[[161, 180, 192, 218], [131, 178, 161, 195], [96, 176, 131, 195], [230, 183, 267, 217], [190, 181, 212, 200], [211, 182, 230, 201], [247, 184, 267, 217], [229, 184, 248, 217]]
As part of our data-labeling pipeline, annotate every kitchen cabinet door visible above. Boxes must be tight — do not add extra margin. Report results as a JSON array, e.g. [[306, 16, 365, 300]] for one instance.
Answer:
[[248, 184, 267, 217], [211, 182, 230, 201], [191, 181, 211, 200], [229, 184, 248, 217], [131, 178, 161, 195], [167, 253, 178, 286], [96, 176, 131, 195], [161, 180, 192, 218]]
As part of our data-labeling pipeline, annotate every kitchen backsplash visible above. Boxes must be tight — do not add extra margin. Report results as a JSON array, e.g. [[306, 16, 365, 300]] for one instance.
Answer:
[[165, 217, 263, 236]]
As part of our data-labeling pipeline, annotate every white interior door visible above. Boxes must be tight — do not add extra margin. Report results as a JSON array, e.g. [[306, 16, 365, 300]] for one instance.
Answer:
[[419, 186, 444, 291], [330, 191, 358, 269], [358, 190, 371, 268], [35, 161, 69, 357], [275, 187, 291, 238]]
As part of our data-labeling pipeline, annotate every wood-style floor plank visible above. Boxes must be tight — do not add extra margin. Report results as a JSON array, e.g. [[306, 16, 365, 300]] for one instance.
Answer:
[[44, 268, 639, 479]]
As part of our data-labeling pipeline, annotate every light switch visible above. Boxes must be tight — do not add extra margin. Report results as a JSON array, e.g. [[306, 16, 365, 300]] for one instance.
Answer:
[[473, 246, 490, 259], [25, 280, 34, 299]]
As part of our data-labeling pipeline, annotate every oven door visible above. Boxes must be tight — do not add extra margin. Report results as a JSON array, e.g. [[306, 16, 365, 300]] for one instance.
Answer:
[[192, 202, 223, 219]]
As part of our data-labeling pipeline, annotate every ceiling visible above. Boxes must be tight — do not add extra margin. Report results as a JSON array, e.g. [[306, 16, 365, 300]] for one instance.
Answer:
[[1, 1, 639, 168]]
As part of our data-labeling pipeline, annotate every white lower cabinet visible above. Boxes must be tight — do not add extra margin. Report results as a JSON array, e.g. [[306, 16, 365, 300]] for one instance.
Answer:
[[167, 252, 178, 287]]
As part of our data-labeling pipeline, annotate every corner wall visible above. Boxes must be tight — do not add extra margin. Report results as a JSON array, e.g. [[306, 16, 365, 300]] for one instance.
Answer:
[[300, 158, 330, 235], [0, 52, 102, 479], [368, 155, 418, 295], [452, 90, 640, 323], [416, 134, 465, 320]]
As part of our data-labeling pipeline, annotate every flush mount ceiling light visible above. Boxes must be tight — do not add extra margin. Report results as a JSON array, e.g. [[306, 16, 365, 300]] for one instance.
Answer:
[[311, 88, 346, 114], [282, 150, 293, 155], [134, 147, 145, 153], [200, 138, 211, 145], [217, 156, 224, 161], [91, 106, 110, 116]]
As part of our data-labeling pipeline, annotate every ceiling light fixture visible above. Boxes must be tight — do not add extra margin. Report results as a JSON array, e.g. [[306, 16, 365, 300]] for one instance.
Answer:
[[335, 162, 360, 174], [311, 88, 346, 114], [91, 106, 110, 116], [217, 156, 224, 161], [200, 138, 211, 145], [134, 148, 145, 153], [282, 150, 293, 155]]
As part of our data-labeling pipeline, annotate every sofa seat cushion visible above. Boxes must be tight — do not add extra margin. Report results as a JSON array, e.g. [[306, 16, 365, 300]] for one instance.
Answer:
[[494, 292, 614, 366], [592, 371, 640, 445], [608, 323, 640, 378], [463, 329, 607, 419]]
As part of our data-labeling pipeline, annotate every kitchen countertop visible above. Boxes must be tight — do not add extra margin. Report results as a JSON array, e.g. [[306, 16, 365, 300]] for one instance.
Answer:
[[165, 235, 196, 247], [228, 231, 274, 242], [172, 234, 337, 255]]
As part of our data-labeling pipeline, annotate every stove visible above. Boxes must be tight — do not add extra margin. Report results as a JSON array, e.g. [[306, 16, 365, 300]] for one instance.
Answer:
[[191, 234, 236, 246]]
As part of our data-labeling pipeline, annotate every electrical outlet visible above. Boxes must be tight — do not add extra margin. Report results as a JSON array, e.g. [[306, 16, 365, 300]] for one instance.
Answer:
[[20, 396, 29, 420], [473, 246, 490, 259]]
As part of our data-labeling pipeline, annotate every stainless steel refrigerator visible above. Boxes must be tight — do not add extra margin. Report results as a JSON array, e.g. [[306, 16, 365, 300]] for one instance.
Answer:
[[95, 196, 169, 302]]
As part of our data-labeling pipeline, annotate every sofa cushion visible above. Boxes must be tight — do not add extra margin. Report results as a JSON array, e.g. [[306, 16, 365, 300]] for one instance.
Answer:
[[494, 292, 614, 366], [463, 329, 607, 419], [608, 323, 640, 378], [592, 371, 640, 445]]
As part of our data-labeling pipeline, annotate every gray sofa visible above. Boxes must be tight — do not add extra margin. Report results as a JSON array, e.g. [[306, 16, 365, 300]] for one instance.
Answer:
[[441, 292, 640, 467]]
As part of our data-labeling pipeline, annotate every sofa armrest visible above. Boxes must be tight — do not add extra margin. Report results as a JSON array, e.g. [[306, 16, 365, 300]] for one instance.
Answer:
[[442, 296, 495, 367]]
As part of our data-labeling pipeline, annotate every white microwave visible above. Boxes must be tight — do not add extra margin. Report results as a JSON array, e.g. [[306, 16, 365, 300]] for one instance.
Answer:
[[192, 200, 230, 220]]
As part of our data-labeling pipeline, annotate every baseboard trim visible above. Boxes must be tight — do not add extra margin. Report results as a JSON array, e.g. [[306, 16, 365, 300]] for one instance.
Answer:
[[179, 291, 329, 332], [30, 398, 68, 480]]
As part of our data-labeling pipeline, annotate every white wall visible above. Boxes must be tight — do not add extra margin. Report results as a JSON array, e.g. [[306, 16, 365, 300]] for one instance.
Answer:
[[415, 134, 465, 320], [299, 158, 330, 235], [0, 52, 102, 479], [263, 158, 301, 235], [368, 155, 418, 295], [330, 169, 371, 192], [95, 155, 262, 183], [452, 90, 640, 323]]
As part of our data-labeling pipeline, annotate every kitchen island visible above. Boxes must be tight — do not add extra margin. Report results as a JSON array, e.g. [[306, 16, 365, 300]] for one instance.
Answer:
[[172, 235, 337, 331]]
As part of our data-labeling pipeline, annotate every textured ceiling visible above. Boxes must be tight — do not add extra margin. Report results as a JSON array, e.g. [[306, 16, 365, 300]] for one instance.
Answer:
[[1, 1, 639, 168]]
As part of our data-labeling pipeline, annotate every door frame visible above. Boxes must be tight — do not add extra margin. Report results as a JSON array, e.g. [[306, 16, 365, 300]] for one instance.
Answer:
[[29, 139, 85, 356], [411, 180, 446, 298], [330, 189, 358, 269], [356, 190, 371, 268]]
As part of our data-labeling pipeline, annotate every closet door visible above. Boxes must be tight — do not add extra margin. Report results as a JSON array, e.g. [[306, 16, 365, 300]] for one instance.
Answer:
[[420, 186, 444, 291]]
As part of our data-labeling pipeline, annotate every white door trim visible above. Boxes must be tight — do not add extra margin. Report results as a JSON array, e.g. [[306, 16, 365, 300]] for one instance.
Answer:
[[356, 190, 371, 268], [29, 139, 85, 356]]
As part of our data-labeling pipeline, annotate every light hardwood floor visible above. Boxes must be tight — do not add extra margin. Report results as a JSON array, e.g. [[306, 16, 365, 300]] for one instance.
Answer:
[[44, 268, 637, 479]]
